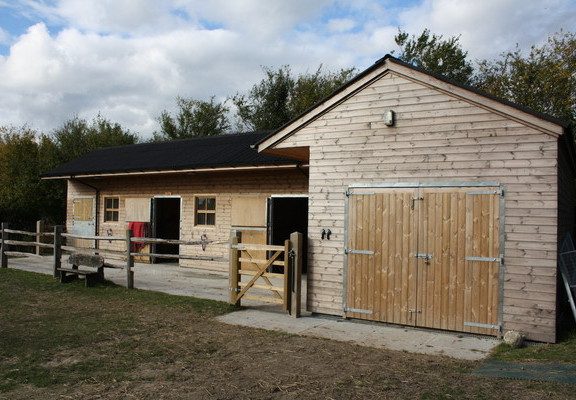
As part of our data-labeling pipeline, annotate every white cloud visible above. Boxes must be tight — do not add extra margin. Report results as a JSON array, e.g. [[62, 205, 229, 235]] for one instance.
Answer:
[[0, 0, 574, 138], [327, 18, 356, 33], [397, 0, 576, 60]]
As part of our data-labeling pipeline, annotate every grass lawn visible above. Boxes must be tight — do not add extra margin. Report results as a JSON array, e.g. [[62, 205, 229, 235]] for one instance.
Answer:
[[492, 330, 576, 364], [0, 268, 575, 399]]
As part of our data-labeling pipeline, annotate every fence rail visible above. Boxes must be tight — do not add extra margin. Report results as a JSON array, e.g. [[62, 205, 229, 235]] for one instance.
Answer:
[[0, 222, 229, 289]]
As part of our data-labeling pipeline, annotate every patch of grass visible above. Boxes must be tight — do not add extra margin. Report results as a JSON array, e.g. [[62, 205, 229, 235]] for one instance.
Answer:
[[491, 330, 576, 363], [0, 268, 234, 391]]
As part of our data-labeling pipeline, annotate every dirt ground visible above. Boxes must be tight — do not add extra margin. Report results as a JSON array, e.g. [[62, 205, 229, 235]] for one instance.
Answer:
[[0, 269, 574, 400]]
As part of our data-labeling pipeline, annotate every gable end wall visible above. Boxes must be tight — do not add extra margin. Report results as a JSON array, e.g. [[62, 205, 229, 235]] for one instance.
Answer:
[[275, 71, 559, 342]]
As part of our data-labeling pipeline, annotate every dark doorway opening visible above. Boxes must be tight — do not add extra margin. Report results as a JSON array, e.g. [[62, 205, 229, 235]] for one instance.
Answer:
[[152, 197, 180, 263], [267, 197, 308, 273]]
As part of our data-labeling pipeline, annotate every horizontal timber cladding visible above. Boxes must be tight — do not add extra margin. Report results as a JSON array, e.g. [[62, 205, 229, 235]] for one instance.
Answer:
[[273, 70, 559, 342], [66, 168, 308, 273]]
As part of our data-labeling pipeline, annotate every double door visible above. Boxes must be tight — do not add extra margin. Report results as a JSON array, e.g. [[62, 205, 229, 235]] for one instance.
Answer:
[[345, 186, 502, 335]]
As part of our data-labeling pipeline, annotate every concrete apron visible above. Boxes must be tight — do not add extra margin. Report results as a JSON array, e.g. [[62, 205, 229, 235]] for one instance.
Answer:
[[8, 255, 499, 361], [217, 309, 499, 361]]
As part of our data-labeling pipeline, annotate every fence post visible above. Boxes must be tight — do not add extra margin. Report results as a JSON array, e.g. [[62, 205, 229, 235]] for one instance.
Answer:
[[53, 225, 62, 278], [290, 231, 303, 318], [36, 220, 45, 256], [126, 229, 134, 289], [1, 223, 8, 269], [229, 230, 241, 306]]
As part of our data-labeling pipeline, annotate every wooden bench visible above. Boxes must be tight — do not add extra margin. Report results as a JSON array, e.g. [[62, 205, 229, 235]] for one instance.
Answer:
[[58, 253, 106, 287]]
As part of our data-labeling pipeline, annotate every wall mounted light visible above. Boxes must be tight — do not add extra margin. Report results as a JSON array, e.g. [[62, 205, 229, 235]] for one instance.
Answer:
[[384, 110, 395, 126]]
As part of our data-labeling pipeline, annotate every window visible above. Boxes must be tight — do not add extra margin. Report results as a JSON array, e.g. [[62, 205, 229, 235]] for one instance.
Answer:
[[104, 197, 119, 222], [195, 197, 216, 225]]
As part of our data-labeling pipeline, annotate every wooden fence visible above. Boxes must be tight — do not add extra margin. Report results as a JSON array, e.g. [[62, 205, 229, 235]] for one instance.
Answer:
[[0, 222, 55, 264], [1, 223, 304, 317], [229, 231, 302, 317], [1, 223, 231, 288]]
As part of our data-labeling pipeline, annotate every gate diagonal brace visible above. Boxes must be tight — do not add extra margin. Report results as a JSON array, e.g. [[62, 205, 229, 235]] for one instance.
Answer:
[[243, 250, 282, 299], [236, 250, 283, 301]]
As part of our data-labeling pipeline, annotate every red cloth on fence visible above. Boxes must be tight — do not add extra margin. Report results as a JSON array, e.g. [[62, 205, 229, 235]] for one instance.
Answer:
[[128, 222, 149, 252]]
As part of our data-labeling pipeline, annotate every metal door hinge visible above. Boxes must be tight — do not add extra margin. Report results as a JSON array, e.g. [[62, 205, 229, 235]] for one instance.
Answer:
[[344, 307, 373, 315], [466, 188, 504, 196], [465, 255, 504, 266], [345, 248, 374, 255], [464, 321, 501, 331]]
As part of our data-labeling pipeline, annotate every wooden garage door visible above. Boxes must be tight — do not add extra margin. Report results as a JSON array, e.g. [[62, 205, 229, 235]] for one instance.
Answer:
[[346, 187, 502, 335]]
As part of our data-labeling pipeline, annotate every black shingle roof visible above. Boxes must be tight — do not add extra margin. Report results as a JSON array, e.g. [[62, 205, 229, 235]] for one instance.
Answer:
[[43, 132, 298, 178]]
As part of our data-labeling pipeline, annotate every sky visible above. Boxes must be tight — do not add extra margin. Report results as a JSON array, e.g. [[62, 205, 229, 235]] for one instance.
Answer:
[[0, 0, 574, 138]]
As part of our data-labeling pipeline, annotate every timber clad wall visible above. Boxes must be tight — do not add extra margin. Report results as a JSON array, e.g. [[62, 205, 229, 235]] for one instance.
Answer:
[[273, 69, 561, 342], [67, 169, 308, 272]]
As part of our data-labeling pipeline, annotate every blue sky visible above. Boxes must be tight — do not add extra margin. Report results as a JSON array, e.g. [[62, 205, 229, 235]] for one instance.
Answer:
[[0, 0, 574, 137]]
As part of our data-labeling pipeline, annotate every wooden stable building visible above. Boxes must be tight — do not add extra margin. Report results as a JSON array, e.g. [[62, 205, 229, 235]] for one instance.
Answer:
[[45, 55, 575, 343], [44, 133, 310, 272], [256, 55, 574, 343]]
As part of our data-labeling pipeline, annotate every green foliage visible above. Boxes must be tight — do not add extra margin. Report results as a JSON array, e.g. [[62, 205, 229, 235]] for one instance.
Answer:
[[394, 28, 474, 85], [52, 114, 138, 163], [290, 65, 356, 117], [233, 65, 356, 131], [0, 116, 137, 226], [154, 96, 230, 141], [475, 31, 576, 123], [0, 126, 43, 225]]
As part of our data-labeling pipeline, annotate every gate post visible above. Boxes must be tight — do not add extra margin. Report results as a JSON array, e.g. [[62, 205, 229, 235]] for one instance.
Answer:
[[283, 239, 291, 312], [229, 230, 241, 306], [53, 225, 62, 278], [36, 220, 45, 256], [126, 229, 134, 289], [290, 232, 303, 318], [1, 223, 8, 269]]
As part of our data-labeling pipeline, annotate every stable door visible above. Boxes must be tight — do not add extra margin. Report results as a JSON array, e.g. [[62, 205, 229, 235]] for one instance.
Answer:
[[345, 186, 502, 335]]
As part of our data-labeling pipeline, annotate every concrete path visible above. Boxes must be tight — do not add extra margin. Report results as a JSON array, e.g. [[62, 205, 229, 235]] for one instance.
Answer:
[[217, 309, 498, 361], [7, 255, 499, 360]]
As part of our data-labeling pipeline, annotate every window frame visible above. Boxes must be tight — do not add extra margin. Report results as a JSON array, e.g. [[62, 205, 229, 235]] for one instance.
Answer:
[[195, 196, 216, 226], [104, 196, 120, 222]]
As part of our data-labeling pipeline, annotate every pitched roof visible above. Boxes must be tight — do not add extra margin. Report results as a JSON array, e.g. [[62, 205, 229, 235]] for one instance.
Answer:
[[256, 54, 567, 152], [43, 132, 299, 178]]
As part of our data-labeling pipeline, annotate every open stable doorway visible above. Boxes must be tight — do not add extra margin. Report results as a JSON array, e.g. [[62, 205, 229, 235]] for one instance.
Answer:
[[267, 196, 308, 273], [151, 197, 181, 263]]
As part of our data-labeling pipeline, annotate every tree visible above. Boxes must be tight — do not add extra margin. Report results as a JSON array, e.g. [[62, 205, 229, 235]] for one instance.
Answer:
[[233, 65, 356, 131], [233, 66, 294, 132], [154, 96, 230, 141], [290, 66, 356, 117], [475, 31, 576, 123], [0, 126, 46, 225], [52, 115, 138, 163], [394, 29, 474, 85]]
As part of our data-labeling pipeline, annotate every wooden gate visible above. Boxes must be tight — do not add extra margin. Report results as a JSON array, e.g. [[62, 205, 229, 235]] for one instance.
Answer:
[[345, 185, 502, 335], [229, 231, 303, 316]]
